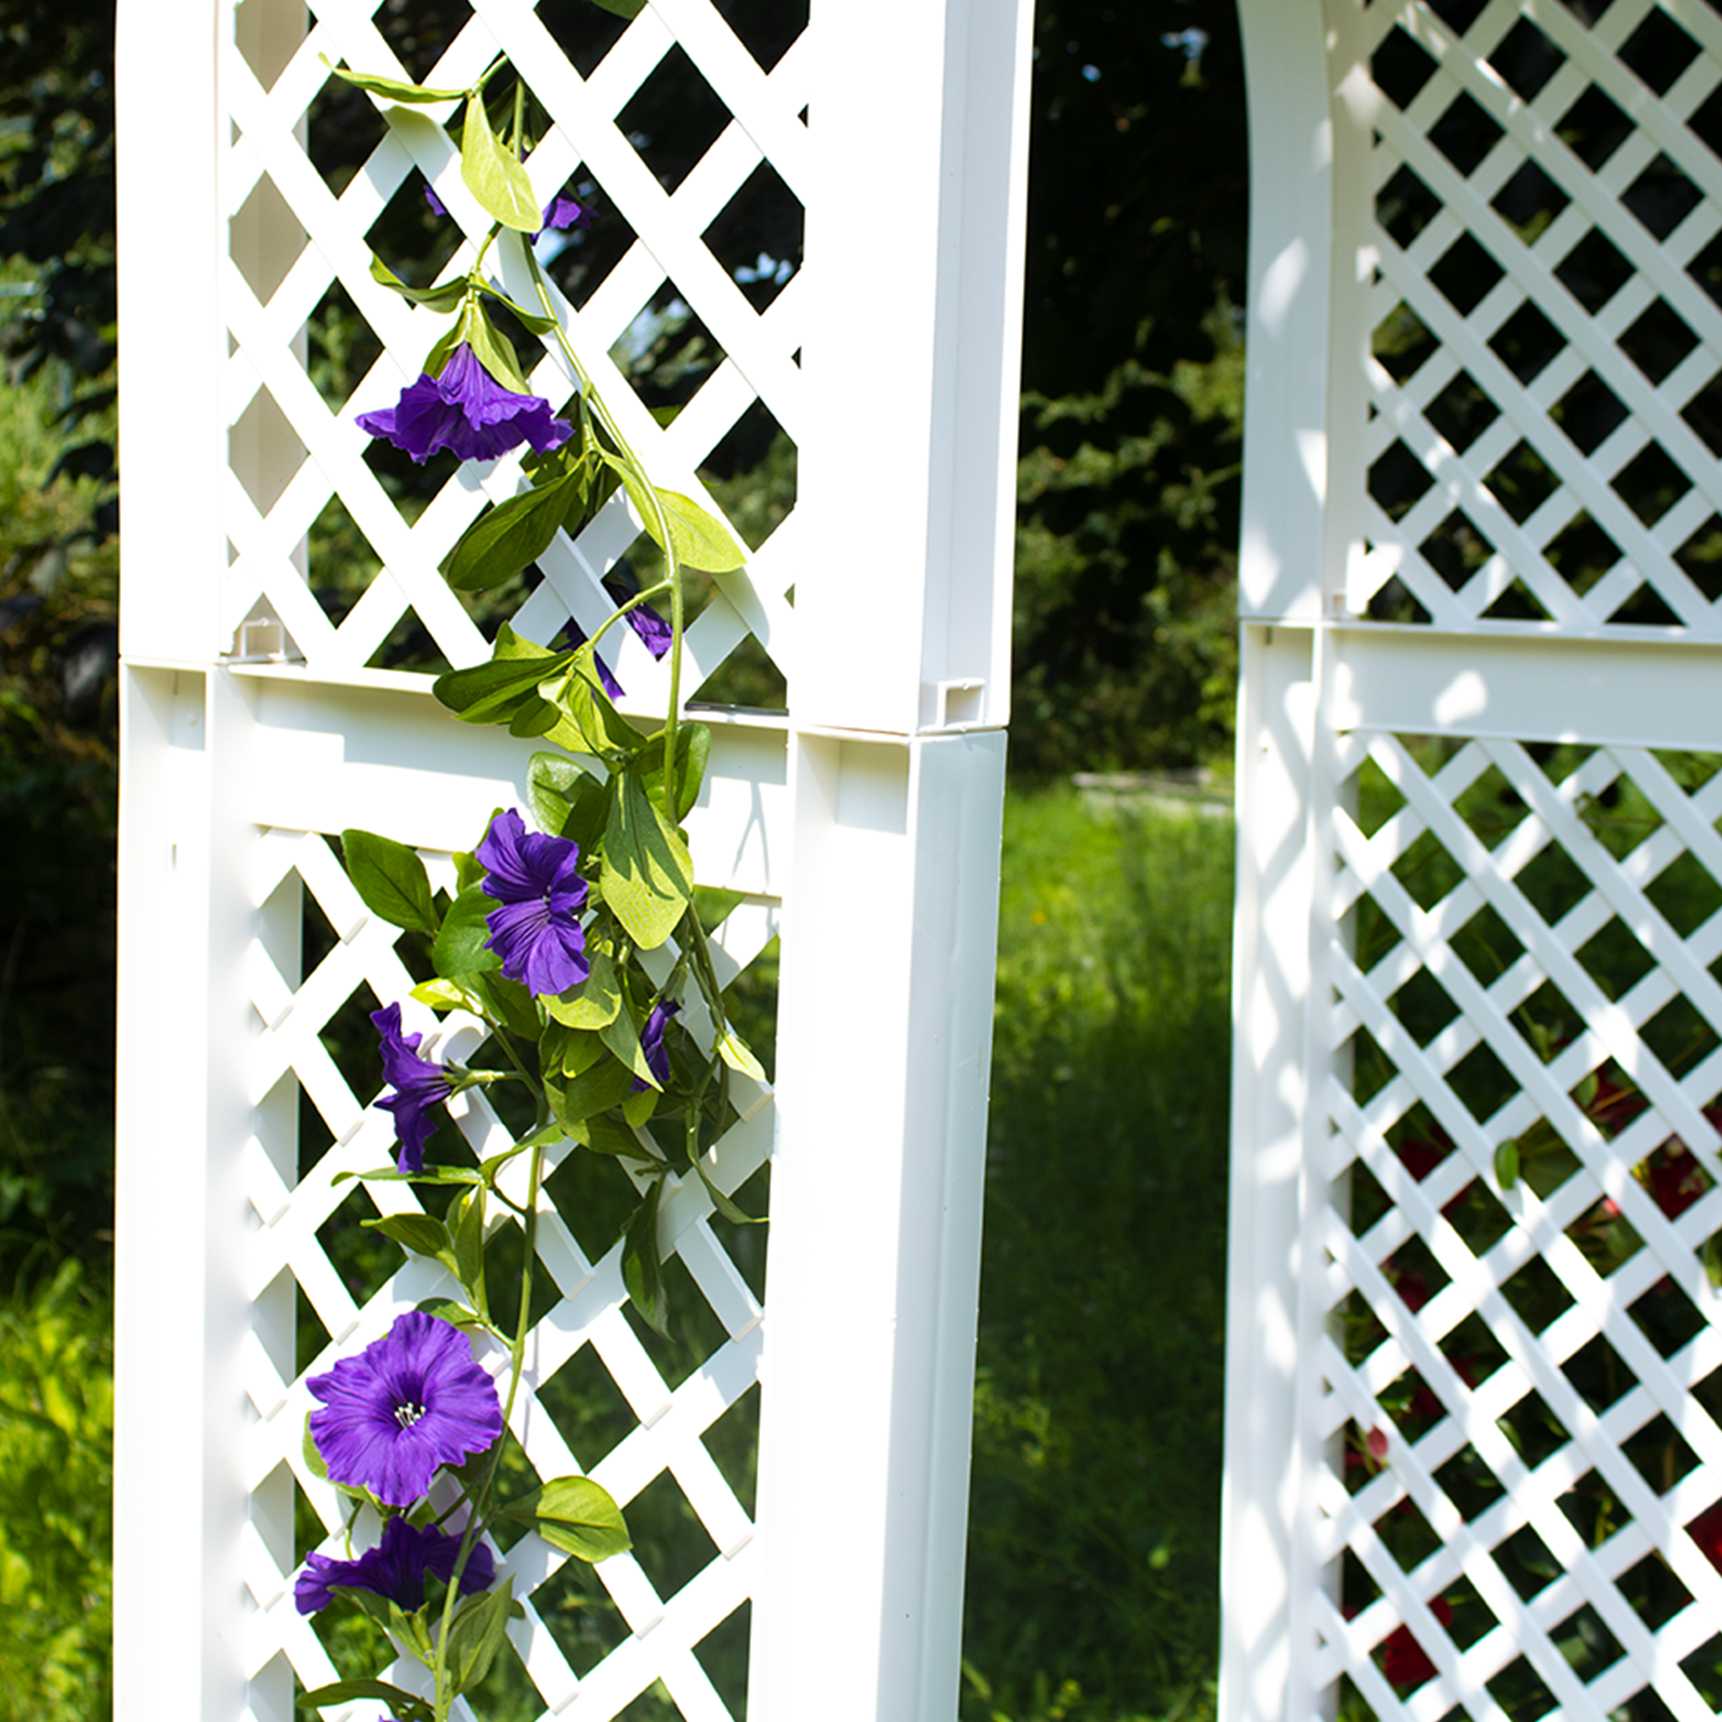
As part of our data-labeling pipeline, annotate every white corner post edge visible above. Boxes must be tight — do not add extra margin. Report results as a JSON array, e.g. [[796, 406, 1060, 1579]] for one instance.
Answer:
[[1222, 4, 1335, 1722], [748, 0, 1033, 1715]]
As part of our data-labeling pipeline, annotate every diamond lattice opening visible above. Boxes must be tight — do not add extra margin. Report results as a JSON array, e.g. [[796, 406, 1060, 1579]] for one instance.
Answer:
[[1556, 226, 1635, 315], [1614, 442, 1694, 528], [231, 171, 308, 305], [231, 384, 309, 518], [609, 282, 728, 427], [1492, 159, 1571, 245], [1558, 83, 1635, 171], [1489, 17, 1567, 101], [703, 160, 803, 313], [1430, 233, 1506, 316], [1370, 441, 1437, 524], [1620, 6, 1702, 95], [1373, 25, 1440, 110], [617, 44, 734, 194], [1554, 370, 1630, 457], [1374, 302, 1439, 384], [718, 0, 810, 72], [1378, 163, 1443, 249], [1490, 301, 1565, 383], [1626, 152, 1705, 241], [1418, 505, 1491, 589], [1429, 92, 1506, 178]]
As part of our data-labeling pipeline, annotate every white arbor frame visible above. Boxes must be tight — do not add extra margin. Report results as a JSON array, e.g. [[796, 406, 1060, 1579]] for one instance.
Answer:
[[111, 2, 1031, 1718], [1228, 2, 1722, 1719]]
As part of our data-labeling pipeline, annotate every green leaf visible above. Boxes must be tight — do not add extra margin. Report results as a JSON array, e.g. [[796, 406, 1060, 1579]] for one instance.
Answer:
[[639, 721, 710, 820], [585, 0, 646, 18], [433, 884, 503, 978], [334, 1165, 484, 1188], [452, 1188, 487, 1312], [411, 977, 484, 1014], [369, 253, 469, 311], [533, 1476, 632, 1561], [542, 1023, 607, 1078], [469, 973, 542, 1042], [600, 771, 693, 949], [475, 277, 559, 335], [622, 1180, 669, 1333], [547, 1052, 636, 1126], [608, 464, 745, 572], [621, 1085, 659, 1128], [365, 1212, 457, 1268], [714, 1024, 767, 1083], [691, 887, 745, 930], [341, 830, 438, 935], [302, 1414, 329, 1481], [444, 470, 582, 593], [542, 652, 644, 756], [415, 1297, 490, 1338], [695, 1159, 762, 1225], [434, 626, 574, 726], [544, 948, 622, 1029], [1495, 1140, 1521, 1191], [445, 1578, 515, 1693], [527, 752, 603, 842], [601, 1006, 660, 1089], [326, 63, 469, 104], [300, 1676, 432, 1717], [654, 489, 747, 572], [461, 92, 540, 232], [586, 1111, 660, 1160]]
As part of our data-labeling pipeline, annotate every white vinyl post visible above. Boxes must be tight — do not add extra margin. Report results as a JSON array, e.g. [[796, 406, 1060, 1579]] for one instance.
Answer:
[[749, 0, 1033, 1715], [113, 0, 246, 1711], [1222, 5, 1334, 1719]]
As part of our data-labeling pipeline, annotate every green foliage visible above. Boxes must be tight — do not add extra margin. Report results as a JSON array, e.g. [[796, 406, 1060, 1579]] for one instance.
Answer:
[[0, 1260, 113, 1722], [964, 788, 1234, 1722], [1012, 8, 1246, 773]]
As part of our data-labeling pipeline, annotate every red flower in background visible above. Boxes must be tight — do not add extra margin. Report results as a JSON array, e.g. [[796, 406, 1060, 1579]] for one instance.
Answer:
[[1396, 1133, 1451, 1182], [1381, 1597, 1454, 1687], [1686, 1501, 1722, 1571]]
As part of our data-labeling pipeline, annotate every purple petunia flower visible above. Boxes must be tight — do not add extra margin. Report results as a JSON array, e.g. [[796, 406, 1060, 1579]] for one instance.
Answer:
[[356, 344, 572, 466], [554, 618, 625, 700], [633, 999, 679, 1092], [294, 1511, 496, 1615], [423, 179, 590, 238], [308, 1312, 504, 1508], [370, 1004, 453, 1175], [476, 809, 590, 997]]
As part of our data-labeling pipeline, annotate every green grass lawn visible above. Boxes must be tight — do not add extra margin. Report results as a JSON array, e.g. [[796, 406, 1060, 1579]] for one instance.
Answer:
[[0, 788, 1236, 1722], [963, 785, 1234, 1722]]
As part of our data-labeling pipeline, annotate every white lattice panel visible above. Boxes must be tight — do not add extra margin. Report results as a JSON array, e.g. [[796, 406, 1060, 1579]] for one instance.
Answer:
[[113, 0, 1032, 1717], [1347, 0, 1722, 632], [1229, 3, 1722, 1719], [238, 823, 775, 1718]]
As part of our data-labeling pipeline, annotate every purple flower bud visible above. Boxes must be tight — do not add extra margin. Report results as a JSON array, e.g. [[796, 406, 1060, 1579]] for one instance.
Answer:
[[371, 1003, 453, 1175], [356, 343, 572, 466], [633, 999, 680, 1092]]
